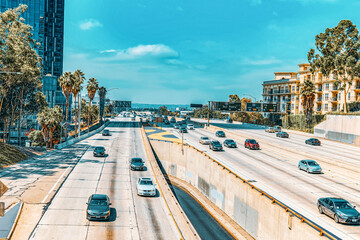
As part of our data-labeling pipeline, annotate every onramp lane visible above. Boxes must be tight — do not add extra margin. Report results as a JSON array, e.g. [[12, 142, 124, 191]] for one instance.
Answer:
[[30, 118, 179, 240]]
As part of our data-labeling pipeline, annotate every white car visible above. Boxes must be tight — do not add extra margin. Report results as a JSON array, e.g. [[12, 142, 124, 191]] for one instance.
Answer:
[[137, 178, 156, 196], [199, 136, 211, 145], [187, 124, 194, 130]]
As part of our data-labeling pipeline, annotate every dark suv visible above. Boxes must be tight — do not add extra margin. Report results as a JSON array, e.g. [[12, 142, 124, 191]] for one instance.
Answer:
[[244, 139, 260, 150], [223, 139, 237, 148], [102, 129, 110, 136], [215, 130, 226, 137], [93, 146, 105, 157], [210, 140, 223, 151], [276, 131, 289, 138], [305, 138, 321, 146], [179, 126, 188, 133], [318, 197, 360, 224], [130, 158, 145, 171]]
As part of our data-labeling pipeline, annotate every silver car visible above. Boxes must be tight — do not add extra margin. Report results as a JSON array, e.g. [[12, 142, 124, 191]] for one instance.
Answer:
[[298, 160, 322, 173], [199, 136, 211, 145], [137, 177, 156, 197]]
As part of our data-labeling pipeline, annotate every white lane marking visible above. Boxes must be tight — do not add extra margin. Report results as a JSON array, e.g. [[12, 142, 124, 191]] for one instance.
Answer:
[[41, 166, 70, 204]]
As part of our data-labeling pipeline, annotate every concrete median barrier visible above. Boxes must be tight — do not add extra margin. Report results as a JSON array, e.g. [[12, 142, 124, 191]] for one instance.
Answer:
[[149, 139, 339, 240]]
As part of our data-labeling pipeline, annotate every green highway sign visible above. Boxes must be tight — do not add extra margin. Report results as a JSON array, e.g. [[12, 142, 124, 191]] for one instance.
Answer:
[[246, 103, 262, 112], [214, 102, 242, 111], [263, 103, 278, 112]]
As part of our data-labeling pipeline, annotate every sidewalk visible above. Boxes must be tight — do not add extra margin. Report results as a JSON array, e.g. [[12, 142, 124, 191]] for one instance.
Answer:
[[0, 202, 22, 240]]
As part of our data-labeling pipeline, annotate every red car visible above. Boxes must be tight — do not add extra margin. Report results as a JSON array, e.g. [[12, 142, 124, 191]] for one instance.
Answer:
[[244, 139, 260, 150]]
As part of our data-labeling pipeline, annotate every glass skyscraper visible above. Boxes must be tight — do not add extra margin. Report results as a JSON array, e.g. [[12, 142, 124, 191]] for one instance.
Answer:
[[0, 0, 66, 109]]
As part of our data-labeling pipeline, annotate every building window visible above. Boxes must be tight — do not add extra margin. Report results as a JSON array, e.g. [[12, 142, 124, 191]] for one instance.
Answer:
[[291, 104, 294, 110], [325, 104, 328, 111], [296, 86, 299, 91], [348, 93, 351, 100], [291, 95, 294, 100], [296, 105, 298, 109], [292, 86, 295, 92], [338, 93, 341, 100], [325, 93, 329, 100], [325, 83, 329, 90]]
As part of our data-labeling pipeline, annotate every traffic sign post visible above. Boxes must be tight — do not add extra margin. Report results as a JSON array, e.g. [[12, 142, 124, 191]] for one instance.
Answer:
[[246, 103, 262, 112]]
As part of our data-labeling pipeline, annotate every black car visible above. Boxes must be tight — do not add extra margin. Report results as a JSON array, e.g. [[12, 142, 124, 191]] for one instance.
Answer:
[[102, 129, 110, 136], [209, 140, 223, 151], [93, 146, 105, 157], [318, 198, 360, 224], [86, 194, 111, 221], [305, 138, 321, 146], [215, 130, 226, 137], [130, 158, 145, 171], [179, 127, 188, 133], [164, 119, 170, 125], [223, 139, 237, 148], [276, 131, 289, 138]]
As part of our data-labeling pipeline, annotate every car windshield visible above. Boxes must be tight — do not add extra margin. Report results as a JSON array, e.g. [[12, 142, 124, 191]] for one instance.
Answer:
[[89, 199, 107, 205], [132, 158, 142, 163], [307, 161, 318, 166], [140, 180, 153, 185], [227, 140, 234, 143], [103, 130, 109, 132], [95, 147, 104, 151], [212, 141, 220, 145], [334, 201, 352, 209], [202, 137, 209, 140], [218, 131, 224, 134], [249, 140, 257, 144]]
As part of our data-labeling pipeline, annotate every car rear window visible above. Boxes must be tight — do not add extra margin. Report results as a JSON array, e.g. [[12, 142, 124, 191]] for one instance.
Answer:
[[140, 180, 153, 185], [212, 141, 220, 144], [249, 140, 257, 144]]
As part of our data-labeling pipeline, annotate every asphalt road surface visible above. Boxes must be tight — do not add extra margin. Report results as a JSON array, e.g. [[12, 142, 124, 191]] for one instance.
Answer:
[[29, 117, 179, 240], [166, 119, 360, 240]]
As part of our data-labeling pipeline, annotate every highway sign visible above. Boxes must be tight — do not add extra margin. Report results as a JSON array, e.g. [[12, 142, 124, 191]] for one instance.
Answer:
[[114, 101, 131, 108], [263, 103, 278, 112], [190, 104, 203, 108], [214, 102, 242, 111], [246, 103, 262, 112], [0, 181, 8, 198]]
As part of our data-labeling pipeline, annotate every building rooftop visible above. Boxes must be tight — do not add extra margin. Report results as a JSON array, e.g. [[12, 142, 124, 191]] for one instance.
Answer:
[[274, 72, 297, 74], [298, 63, 310, 66], [263, 79, 291, 85]]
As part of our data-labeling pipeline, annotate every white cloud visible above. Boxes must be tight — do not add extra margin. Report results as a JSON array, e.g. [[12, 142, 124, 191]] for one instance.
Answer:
[[100, 49, 116, 54], [79, 19, 103, 30], [100, 44, 179, 60]]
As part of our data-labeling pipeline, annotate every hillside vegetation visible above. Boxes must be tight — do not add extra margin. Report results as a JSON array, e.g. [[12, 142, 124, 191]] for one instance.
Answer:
[[0, 142, 28, 168]]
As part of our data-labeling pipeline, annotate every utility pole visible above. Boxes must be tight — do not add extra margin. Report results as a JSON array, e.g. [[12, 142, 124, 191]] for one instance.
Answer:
[[207, 101, 210, 127], [78, 94, 81, 137]]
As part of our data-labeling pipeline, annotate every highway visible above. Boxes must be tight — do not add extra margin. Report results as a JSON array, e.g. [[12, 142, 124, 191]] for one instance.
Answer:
[[29, 117, 180, 240], [164, 119, 360, 240]]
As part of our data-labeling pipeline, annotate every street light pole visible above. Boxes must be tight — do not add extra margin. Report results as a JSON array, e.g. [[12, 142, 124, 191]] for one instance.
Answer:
[[78, 94, 81, 137], [207, 101, 210, 128]]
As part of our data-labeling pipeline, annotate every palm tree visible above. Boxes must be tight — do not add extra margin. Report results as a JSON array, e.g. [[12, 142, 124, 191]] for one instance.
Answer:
[[86, 78, 99, 133], [72, 70, 85, 136], [300, 79, 316, 131], [98, 86, 107, 124], [58, 72, 74, 140]]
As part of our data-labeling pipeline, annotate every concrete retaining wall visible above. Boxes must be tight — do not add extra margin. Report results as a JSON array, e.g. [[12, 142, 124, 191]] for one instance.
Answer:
[[54, 122, 109, 150], [314, 115, 360, 145], [150, 140, 336, 240]]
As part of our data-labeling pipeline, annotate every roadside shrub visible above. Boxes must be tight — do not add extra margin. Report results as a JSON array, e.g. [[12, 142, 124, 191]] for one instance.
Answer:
[[28, 130, 45, 147]]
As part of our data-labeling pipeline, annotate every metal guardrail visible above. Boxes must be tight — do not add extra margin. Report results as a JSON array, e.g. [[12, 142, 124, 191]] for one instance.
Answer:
[[149, 130, 339, 240]]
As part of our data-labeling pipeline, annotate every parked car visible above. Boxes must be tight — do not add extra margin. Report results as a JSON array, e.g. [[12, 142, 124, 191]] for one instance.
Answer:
[[265, 127, 276, 133], [305, 138, 321, 146], [174, 123, 180, 129], [244, 139, 260, 150], [225, 118, 233, 123], [276, 131, 289, 138], [199, 136, 211, 145], [318, 197, 360, 224], [130, 158, 145, 171], [137, 177, 156, 196], [86, 194, 111, 221], [298, 160, 322, 173], [187, 124, 194, 130], [215, 130, 226, 137], [170, 117, 176, 123], [223, 139, 237, 148], [102, 129, 110, 136], [274, 126, 281, 132], [164, 119, 170, 125], [131, 116, 136, 121], [209, 140, 223, 151], [179, 126, 188, 133], [111, 116, 115, 119], [93, 146, 105, 157]]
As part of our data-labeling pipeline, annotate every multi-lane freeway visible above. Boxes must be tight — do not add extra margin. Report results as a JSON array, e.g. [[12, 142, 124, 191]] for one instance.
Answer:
[[165, 118, 360, 240], [29, 118, 180, 240]]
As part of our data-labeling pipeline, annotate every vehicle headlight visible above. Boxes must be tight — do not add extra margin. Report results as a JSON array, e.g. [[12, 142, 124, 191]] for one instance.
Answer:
[[102, 211, 110, 215], [339, 213, 347, 218]]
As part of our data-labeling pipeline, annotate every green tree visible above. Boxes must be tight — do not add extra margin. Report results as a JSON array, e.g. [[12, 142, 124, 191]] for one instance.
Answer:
[[58, 72, 74, 140], [308, 20, 360, 113], [300, 79, 316, 130], [159, 105, 169, 115], [37, 106, 63, 148], [86, 78, 99, 132], [28, 130, 45, 147], [98, 86, 107, 124], [228, 94, 241, 103], [72, 69, 85, 136]]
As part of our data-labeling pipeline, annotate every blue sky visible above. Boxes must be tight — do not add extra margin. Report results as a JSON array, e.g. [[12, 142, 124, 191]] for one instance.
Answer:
[[64, 0, 360, 104]]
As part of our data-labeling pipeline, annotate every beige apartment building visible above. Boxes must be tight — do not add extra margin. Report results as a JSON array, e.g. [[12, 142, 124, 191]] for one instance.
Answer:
[[262, 63, 360, 115]]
